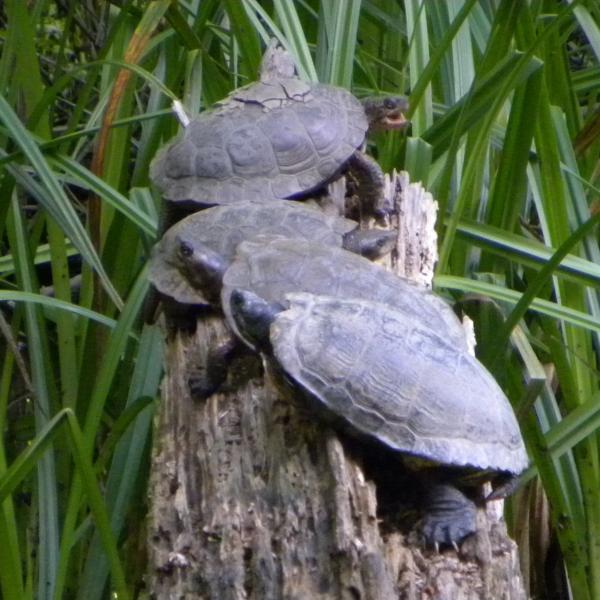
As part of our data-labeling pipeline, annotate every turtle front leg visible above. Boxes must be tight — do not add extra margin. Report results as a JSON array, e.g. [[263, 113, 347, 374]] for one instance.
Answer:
[[347, 150, 391, 218], [189, 331, 263, 399], [188, 341, 233, 399], [420, 483, 477, 548]]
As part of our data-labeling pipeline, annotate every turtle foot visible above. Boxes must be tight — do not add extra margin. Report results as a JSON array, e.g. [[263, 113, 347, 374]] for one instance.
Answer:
[[188, 337, 238, 400], [420, 483, 477, 548], [372, 199, 395, 221]]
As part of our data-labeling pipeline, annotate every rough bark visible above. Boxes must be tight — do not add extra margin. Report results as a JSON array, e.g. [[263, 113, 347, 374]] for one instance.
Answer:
[[147, 172, 527, 599]]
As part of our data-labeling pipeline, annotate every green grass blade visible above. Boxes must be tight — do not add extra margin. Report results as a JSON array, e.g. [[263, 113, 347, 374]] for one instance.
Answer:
[[324, 0, 362, 86], [421, 53, 542, 158], [409, 0, 478, 112], [0, 241, 76, 276], [404, 138, 432, 186], [483, 67, 542, 233], [273, 0, 318, 81], [405, 0, 432, 133], [0, 94, 123, 310], [52, 155, 158, 237], [572, 3, 600, 65], [54, 268, 149, 600], [63, 411, 130, 600], [0, 409, 129, 600], [455, 220, 600, 286], [46, 219, 78, 411], [0, 438, 25, 599], [0, 292, 119, 329], [545, 394, 600, 460], [6, 196, 60, 600], [222, 0, 262, 80], [0, 411, 71, 502], [0, 109, 173, 170], [78, 326, 162, 600], [241, 0, 318, 82], [437, 275, 600, 334], [493, 213, 600, 360]]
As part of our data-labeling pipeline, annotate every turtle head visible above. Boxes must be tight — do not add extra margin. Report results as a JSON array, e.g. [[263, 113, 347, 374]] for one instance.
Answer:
[[175, 237, 229, 303], [342, 229, 397, 260], [361, 96, 409, 132], [229, 289, 284, 351]]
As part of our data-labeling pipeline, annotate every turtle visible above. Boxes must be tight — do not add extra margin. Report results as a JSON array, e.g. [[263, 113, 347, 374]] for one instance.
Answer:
[[151, 233, 466, 400], [148, 203, 397, 307], [219, 237, 468, 351], [227, 289, 529, 547], [154, 233, 468, 351], [149, 43, 408, 217]]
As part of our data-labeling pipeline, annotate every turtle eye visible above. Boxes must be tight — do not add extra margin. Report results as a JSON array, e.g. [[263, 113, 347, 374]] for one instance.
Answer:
[[384, 97, 397, 110], [179, 241, 194, 258]]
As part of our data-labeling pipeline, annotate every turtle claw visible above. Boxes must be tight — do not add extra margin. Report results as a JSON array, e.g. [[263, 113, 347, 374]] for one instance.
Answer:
[[373, 198, 396, 221], [421, 512, 476, 548], [421, 483, 477, 548]]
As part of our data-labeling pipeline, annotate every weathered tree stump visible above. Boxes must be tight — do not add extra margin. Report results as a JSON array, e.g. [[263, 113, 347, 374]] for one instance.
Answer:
[[147, 173, 527, 599]]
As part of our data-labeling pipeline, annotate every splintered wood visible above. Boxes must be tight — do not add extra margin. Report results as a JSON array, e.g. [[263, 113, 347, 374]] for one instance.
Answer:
[[390, 170, 438, 289], [147, 172, 526, 599]]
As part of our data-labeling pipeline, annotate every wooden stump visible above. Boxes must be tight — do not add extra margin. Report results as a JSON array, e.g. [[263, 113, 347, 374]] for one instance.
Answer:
[[147, 173, 527, 599]]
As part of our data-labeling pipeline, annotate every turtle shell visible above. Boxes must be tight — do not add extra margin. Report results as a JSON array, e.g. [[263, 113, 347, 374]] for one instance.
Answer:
[[269, 293, 528, 475], [148, 203, 356, 305], [222, 237, 468, 351], [150, 79, 367, 208]]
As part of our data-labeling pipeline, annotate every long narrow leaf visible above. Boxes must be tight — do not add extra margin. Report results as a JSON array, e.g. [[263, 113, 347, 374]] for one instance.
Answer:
[[0, 95, 123, 309], [0, 409, 129, 600]]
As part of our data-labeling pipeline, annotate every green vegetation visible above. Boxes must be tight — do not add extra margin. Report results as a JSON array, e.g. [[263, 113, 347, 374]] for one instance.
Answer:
[[0, 1, 599, 598]]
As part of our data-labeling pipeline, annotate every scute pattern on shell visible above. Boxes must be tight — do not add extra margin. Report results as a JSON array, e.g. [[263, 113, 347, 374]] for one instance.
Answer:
[[270, 293, 529, 475], [148, 202, 357, 304], [150, 81, 368, 206], [221, 237, 468, 351]]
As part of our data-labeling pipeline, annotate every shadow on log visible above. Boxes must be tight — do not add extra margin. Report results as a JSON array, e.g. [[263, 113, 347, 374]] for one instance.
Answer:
[[147, 173, 527, 599]]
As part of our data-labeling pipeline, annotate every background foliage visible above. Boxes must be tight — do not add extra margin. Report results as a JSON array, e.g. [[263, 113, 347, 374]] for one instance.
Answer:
[[0, 1, 599, 599]]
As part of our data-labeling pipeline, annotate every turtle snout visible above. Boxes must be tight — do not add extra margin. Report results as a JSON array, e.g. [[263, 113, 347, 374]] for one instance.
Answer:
[[383, 97, 409, 129], [363, 95, 410, 131]]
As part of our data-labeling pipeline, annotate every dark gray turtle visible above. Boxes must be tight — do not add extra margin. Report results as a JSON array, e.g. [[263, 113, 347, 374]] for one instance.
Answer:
[[148, 203, 396, 306], [219, 237, 468, 351], [160, 232, 465, 350], [228, 290, 529, 547], [150, 45, 408, 215]]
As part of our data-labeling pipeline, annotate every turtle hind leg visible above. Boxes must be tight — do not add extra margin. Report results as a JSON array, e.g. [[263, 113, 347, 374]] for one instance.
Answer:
[[420, 483, 477, 548]]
